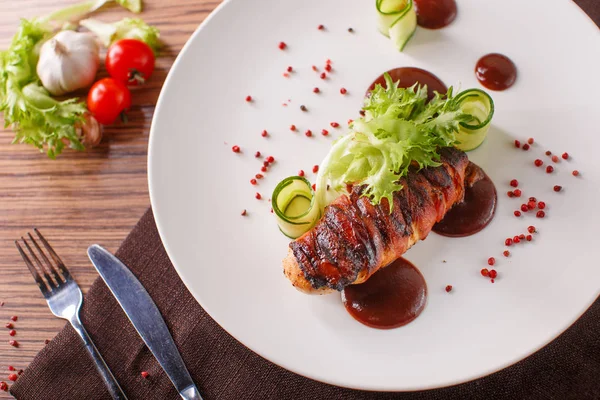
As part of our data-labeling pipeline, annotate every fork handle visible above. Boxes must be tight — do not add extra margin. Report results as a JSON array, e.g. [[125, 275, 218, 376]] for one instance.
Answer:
[[70, 317, 128, 400]]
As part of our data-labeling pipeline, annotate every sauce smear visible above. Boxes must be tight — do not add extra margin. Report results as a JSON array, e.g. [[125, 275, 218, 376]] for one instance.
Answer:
[[367, 67, 447, 101], [342, 258, 427, 329], [433, 170, 497, 237], [413, 0, 457, 29], [475, 53, 517, 91]]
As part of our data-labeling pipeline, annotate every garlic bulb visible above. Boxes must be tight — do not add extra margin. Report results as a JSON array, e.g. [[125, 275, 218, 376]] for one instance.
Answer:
[[37, 31, 100, 96]]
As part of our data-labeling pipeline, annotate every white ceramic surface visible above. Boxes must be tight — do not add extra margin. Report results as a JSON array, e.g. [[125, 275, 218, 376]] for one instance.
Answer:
[[148, 0, 600, 391]]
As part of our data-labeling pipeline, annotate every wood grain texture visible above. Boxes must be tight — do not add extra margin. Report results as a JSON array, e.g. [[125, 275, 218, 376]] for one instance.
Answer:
[[0, 0, 220, 396]]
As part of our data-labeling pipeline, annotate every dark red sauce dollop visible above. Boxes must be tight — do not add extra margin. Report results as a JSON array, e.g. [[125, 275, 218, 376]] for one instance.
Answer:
[[342, 258, 427, 329], [367, 67, 447, 101], [475, 53, 517, 91], [433, 172, 497, 237], [414, 0, 458, 29]]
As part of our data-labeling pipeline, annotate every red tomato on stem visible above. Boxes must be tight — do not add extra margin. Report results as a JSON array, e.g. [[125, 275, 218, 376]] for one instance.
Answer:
[[87, 78, 132, 125], [106, 39, 155, 85]]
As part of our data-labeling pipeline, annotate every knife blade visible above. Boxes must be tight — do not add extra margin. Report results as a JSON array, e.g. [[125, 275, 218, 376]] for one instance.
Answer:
[[87, 245, 203, 400]]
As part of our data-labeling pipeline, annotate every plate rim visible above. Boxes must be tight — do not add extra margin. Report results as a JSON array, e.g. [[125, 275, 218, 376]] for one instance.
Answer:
[[147, 0, 600, 391]]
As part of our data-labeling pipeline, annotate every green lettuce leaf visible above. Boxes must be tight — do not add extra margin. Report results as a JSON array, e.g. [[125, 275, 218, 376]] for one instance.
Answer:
[[80, 17, 160, 52], [315, 73, 473, 210], [0, 18, 87, 158]]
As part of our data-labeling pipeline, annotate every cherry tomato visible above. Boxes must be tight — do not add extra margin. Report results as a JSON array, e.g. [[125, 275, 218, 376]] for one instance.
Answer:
[[87, 78, 131, 125], [106, 39, 155, 85]]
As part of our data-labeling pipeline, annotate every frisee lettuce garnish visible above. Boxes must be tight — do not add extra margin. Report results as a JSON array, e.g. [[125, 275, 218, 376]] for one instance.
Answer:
[[80, 18, 160, 52], [0, 18, 87, 158], [315, 72, 475, 210]]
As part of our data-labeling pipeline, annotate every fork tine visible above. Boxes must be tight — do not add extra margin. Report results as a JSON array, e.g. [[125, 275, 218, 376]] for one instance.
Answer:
[[34, 228, 71, 280], [15, 240, 50, 296], [22, 236, 58, 289], [27, 233, 63, 286]]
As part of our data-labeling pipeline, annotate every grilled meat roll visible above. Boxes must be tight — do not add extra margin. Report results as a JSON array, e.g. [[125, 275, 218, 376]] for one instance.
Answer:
[[283, 147, 473, 294]]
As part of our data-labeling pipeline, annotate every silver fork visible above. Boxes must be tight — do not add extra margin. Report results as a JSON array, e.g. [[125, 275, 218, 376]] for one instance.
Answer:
[[15, 229, 127, 400]]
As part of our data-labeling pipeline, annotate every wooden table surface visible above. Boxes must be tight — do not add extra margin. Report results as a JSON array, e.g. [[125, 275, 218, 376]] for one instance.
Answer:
[[0, 0, 219, 396]]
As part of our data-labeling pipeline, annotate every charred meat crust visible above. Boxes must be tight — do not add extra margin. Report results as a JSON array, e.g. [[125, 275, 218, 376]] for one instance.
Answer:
[[289, 147, 469, 291]]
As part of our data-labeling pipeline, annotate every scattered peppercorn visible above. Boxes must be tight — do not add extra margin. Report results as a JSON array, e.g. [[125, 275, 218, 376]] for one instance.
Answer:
[[514, 140, 521, 148], [445, 285, 453, 293], [572, 170, 580, 176], [528, 226, 536, 233], [553, 185, 562, 192], [44, 339, 50, 344], [562, 152, 569, 160], [521, 204, 528, 212], [10, 316, 17, 322], [519, 234, 525, 240], [331, 122, 340, 128], [312, 184, 316, 191], [546, 165, 554, 173], [255, 151, 261, 158], [527, 201, 536, 210], [513, 236, 521, 244], [538, 201, 546, 209], [241, 209, 247, 216], [325, 64, 332, 72], [551, 155, 559, 163], [340, 88, 347, 95], [278, 42, 287, 50], [300, 105, 307, 112], [287, 66, 293, 73], [250, 179, 257, 185], [261, 130, 268, 137], [305, 130, 312, 137], [0, 382, 7, 391], [290, 124, 296, 131], [313, 87, 320, 93], [141, 371, 149, 379], [312, 165, 319, 173], [298, 170, 305, 177], [481, 268, 489, 277], [320, 72, 327, 79], [505, 238, 513, 246], [255, 193, 262, 200], [522, 144, 530, 151], [514, 210, 521, 217], [488, 257, 495, 266], [9, 340, 18, 347], [245, 95, 252, 102], [8, 366, 14, 372], [527, 138, 534, 145], [266, 156, 275, 163], [347, 119, 353, 125], [261, 166, 267, 172], [529, 197, 537, 202], [534, 159, 543, 167], [503, 250, 510, 257], [312, 65, 318, 72], [507, 191, 514, 198], [232, 145, 240, 153], [5, 323, 13, 329], [536, 210, 545, 218], [545, 150, 552, 156], [510, 179, 518, 187], [489, 270, 498, 279], [7, 374, 17, 382], [348, 27, 354, 33], [321, 129, 329, 136], [513, 189, 522, 197], [526, 235, 533, 241], [9, 330, 16, 337], [318, 24, 325, 30]]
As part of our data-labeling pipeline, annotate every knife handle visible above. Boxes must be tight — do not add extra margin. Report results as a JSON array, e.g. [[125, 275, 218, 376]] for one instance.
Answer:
[[70, 316, 128, 400]]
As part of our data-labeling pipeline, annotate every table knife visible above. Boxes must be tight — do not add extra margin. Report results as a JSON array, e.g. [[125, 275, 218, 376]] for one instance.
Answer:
[[87, 245, 203, 400]]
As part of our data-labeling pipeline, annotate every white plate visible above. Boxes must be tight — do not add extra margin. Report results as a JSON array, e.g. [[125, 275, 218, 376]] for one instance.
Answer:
[[148, 0, 600, 391]]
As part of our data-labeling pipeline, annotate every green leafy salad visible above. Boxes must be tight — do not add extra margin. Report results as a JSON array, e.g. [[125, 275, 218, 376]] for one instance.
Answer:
[[272, 73, 494, 239]]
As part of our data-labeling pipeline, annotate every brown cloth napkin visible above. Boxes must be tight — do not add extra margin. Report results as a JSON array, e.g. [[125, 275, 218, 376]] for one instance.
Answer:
[[10, 209, 600, 400]]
